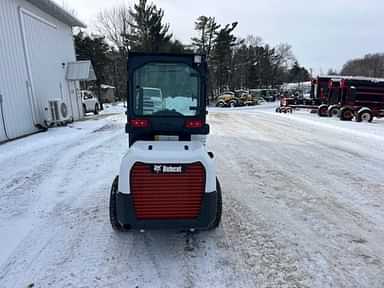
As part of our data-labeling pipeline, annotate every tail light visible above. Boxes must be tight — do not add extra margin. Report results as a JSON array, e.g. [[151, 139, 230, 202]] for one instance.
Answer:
[[185, 119, 203, 129], [130, 119, 150, 128]]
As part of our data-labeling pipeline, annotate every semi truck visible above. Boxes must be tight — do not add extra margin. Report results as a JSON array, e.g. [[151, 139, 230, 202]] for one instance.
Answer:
[[312, 76, 384, 122], [332, 77, 384, 122]]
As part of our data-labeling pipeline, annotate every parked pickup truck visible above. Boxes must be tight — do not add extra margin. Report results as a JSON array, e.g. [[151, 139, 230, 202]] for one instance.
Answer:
[[81, 90, 100, 115]]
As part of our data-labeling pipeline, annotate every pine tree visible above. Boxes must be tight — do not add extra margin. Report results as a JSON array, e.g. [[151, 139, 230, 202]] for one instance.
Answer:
[[129, 0, 172, 52], [74, 32, 110, 84], [191, 16, 209, 53], [288, 61, 311, 82], [191, 16, 220, 58], [74, 32, 113, 105], [211, 22, 239, 90]]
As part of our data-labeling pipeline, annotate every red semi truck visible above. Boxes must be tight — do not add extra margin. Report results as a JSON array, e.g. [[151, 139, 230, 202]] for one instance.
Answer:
[[317, 76, 384, 121], [337, 77, 384, 122], [316, 76, 343, 117], [317, 76, 384, 122], [277, 78, 329, 113], [317, 78, 342, 117], [278, 76, 384, 122]]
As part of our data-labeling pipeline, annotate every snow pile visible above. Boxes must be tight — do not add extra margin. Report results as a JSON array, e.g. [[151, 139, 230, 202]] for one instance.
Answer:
[[101, 102, 126, 114], [165, 96, 197, 116]]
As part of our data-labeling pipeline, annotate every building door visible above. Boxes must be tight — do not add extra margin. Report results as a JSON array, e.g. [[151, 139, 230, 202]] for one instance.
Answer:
[[20, 9, 66, 125]]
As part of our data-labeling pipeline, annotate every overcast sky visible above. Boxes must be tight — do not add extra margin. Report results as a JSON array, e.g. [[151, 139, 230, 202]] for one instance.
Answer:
[[56, 0, 384, 74]]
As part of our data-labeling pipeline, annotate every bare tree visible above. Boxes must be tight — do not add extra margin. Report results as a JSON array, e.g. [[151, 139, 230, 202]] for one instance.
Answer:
[[245, 35, 263, 47], [341, 53, 384, 77], [275, 43, 295, 68], [95, 4, 135, 101], [96, 4, 133, 53]]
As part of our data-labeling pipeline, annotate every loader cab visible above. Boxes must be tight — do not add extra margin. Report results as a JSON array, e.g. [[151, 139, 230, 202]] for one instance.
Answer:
[[126, 52, 209, 146]]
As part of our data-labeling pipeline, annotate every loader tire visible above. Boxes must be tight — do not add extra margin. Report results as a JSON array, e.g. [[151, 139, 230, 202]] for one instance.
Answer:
[[209, 178, 222, 230], [110, 176, 123, 232]]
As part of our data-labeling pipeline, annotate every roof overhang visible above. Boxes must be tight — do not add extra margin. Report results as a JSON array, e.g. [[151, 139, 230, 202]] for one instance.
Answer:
[[26, 0, 86, 28], [66, 61, 97, 81]]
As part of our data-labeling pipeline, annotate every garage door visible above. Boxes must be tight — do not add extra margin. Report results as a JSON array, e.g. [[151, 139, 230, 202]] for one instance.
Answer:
[[21, 9, 70, 124]]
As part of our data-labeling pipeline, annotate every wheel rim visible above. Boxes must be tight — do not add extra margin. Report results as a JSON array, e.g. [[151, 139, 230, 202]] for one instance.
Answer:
[[230, 103, 235, 107], [361, 112, 371, 122], [331, 109, 339, 117]]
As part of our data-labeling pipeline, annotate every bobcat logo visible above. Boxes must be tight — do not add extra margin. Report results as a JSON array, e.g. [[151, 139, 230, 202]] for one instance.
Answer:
[[153, 165, 183, 173], [153, 165, 162, 173]]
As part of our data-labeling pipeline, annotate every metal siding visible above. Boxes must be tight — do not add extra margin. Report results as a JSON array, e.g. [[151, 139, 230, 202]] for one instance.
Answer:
[[0, 0, 35, 142], [19, 1, 83, 121], [0, 0, 81, 142], [26, 0, 86, 28], [22, 11, 63, 123]]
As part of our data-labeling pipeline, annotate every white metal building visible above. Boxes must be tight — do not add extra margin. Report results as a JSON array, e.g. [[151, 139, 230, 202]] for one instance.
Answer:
[[0, 0, 91, 142]]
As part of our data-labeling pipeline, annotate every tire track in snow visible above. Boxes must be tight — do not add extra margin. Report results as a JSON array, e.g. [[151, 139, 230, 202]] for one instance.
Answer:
[[0, 121, 125, 217], [0, 124, 126, 280], [2, 109, 384, 287], [209, 111, 384, 287]]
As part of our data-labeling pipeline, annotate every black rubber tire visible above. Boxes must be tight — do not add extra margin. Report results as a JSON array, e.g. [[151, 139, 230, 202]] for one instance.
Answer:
[[356, 110, 373, 123], [109, 176, 123, 232], [229, 101, 236, 108], [340, 107, 354, 121], [328, 106, 340, 118], [318, 105, 329, 117], [208, 178, 222, 230], [94, 104, 99, 115]]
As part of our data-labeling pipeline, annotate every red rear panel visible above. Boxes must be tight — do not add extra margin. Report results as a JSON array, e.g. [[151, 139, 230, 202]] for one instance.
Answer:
[[131, 163, 205, 220]]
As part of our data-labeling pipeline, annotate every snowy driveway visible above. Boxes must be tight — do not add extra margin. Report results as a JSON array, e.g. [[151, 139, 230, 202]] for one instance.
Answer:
[[1, 105, 384, 287]]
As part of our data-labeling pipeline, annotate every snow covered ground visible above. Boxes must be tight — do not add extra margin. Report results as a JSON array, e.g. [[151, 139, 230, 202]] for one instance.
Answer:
[[1, 103, 384, 287]]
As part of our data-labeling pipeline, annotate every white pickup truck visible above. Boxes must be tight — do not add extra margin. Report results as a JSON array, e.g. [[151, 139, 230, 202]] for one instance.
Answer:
[[81, 90, 100, 115]]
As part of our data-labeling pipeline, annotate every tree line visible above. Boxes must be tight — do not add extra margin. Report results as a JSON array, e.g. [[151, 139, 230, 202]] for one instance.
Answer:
[[74, 0, 310, 102], [340, 53, 384, 78]]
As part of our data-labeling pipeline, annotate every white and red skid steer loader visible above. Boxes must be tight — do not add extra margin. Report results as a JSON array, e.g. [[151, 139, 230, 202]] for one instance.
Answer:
[[109, 52, 222, 231]]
